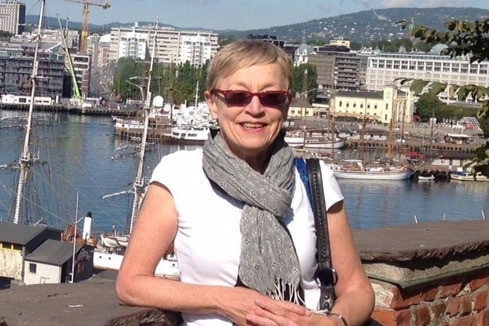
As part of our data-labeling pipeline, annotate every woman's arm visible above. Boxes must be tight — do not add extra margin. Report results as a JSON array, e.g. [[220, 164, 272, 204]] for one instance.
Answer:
[[326, 200, 375, 326], [115, 182, 310, 325]]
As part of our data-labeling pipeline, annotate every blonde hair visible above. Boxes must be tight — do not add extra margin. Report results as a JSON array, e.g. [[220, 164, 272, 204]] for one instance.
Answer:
[[207, 40, 293, 91]]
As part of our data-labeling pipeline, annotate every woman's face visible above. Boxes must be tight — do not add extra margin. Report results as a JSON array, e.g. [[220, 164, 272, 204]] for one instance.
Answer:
[[205, 63, 289, 168]]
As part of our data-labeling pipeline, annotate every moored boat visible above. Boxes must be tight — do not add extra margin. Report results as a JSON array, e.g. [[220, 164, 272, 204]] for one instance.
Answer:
[[330, 159, 412, 180], [450, 170, 489, 182]]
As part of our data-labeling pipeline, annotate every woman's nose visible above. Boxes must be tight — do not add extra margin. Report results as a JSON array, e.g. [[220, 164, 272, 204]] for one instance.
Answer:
[[245, 95, 265, 114]]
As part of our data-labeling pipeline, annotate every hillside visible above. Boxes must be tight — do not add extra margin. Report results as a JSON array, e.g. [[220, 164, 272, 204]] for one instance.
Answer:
[[26, 7, 489, 43]]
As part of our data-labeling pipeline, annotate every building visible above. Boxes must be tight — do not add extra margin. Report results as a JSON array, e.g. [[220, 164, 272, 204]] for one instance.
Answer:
[[71, 53, 91, 98], [247, 34, 285, 48], [0, 42, 65, 98], [331, 85, 414, 124], [109, 23, 219, 66], [180, 34, 213, 67], [365, 52, 489, 103], [287, 97, 317, 118], [24, 239, 94, 285], [0, 221, 95, 285], [309, 51, 364, 92], [329, 39, 351, 49], [0, 0, 25, 35]]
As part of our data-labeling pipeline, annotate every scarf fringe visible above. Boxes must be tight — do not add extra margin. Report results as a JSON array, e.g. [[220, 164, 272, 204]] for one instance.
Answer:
[[267, 278, 304, 306]]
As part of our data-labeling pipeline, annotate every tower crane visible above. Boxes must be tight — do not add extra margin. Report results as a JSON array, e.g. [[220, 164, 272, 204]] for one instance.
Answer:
[[63, 0, 110, 53]]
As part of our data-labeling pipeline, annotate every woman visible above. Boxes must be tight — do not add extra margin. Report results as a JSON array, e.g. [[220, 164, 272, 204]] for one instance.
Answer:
[[116, 39, 375, 326]]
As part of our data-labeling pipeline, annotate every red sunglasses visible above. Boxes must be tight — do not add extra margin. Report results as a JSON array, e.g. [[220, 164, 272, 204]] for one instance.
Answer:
[[211, 89, 290, 108]]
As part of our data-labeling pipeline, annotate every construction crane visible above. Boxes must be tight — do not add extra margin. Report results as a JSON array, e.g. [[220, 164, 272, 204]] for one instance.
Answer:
[[57, 14, 82, 102], [63, 0, 110, 53]]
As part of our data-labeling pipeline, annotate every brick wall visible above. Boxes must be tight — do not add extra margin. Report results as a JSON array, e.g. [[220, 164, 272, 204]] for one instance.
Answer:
[[370, 267, 489, 326]]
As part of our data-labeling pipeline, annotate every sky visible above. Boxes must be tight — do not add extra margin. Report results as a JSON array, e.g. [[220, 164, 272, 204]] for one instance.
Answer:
[[23, 0, 489, 31]]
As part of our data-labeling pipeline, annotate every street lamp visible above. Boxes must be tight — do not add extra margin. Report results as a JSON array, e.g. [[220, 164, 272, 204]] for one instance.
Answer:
[[126, 79, 145, 104]]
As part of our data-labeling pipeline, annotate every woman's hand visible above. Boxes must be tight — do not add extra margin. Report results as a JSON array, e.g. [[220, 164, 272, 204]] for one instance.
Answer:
[[246, 298, 343, 326], [219, 287, 341, 325], [217, 287, 306, 325]]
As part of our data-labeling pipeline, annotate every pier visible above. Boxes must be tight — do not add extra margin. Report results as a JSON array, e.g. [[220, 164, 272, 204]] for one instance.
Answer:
[[0, 103, 138, 117]]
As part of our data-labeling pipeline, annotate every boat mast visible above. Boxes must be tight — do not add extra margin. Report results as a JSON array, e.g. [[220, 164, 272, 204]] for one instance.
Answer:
[[12, 0, 45, 225], [387, 117, 393, 162], [194, 80, 199, 108], [128, 18, 158, 234]]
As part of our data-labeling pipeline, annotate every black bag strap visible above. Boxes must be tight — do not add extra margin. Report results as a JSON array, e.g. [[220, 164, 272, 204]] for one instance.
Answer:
[[295, 158, 337, 312]]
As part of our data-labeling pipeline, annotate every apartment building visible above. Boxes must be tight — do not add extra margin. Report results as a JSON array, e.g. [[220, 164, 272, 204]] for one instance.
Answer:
[[0, 43, 64, 98], [109, 23, 219, 66], [0, 0, 25, 35], [365, 52, 489, 102], [308, 51, 365, 92], [71, 53, 91, 98]]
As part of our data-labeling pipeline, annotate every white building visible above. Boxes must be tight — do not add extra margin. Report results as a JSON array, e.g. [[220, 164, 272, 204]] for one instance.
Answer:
[[0, 0, 25, 35], [109, 23, 219, 66], [180, 34, 213, 67], [365, 52, 489, 103]]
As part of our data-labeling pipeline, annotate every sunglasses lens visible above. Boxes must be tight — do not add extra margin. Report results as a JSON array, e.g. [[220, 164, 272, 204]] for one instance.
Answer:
[[225, 92, 251, 106], [261, 93, 287, 107]]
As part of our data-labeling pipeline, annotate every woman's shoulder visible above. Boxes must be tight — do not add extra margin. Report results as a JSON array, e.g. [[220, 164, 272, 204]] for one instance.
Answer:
[[151, 149, 203, 180], [158, 148, 203, 167]]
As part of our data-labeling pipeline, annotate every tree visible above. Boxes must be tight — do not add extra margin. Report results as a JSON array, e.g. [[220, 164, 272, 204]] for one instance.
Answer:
[[414, 93, 444, 122], [112, 57, 144, 101], [397, 18, 489, 176], [291, 64, 318, 102]]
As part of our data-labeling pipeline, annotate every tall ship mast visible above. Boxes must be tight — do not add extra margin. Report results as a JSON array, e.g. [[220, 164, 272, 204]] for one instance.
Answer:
[[127, 19, 159, 234], [12, 0, 46, 225]]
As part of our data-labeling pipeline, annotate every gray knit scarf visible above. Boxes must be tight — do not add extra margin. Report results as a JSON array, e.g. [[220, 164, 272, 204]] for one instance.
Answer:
[[202, 131, 302, 303]]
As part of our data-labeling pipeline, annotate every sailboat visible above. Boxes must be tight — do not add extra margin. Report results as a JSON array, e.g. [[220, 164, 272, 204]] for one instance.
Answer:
[[94, 20, 179, 279], [331, 118, 412, 180]]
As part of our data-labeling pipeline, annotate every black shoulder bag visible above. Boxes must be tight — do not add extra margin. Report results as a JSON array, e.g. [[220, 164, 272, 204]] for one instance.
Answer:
[[295, 158, 337, 312]]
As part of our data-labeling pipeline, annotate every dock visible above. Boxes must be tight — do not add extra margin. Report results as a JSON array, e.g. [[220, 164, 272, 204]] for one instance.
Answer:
[[0, 103, 138, 117]]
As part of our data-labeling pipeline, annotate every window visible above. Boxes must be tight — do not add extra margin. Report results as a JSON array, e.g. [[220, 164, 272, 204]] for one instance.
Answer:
[[29, 263, 37, 274]]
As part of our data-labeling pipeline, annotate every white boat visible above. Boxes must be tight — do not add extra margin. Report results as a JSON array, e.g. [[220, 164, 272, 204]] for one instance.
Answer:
[[450, 171, 489, 182], [99, 233, 129, 248], [331, 160, 412, 180], [285, 131, 346, 150], [170, 123, 210, 144], [417, 175, 435, 181], [285, 135, 346, 149], [93, 250, 180, 280]]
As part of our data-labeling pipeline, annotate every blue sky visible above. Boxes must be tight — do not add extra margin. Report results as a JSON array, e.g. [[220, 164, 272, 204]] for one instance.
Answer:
[[24, 0, 489, 31]]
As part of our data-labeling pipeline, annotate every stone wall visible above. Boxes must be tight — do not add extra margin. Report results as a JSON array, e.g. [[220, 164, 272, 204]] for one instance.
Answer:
[[356, 220, 489, 326], [0, 220, 488, 325]]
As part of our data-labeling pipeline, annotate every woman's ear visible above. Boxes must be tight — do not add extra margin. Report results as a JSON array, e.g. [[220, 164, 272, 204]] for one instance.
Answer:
[[205, 90, 219, 120]]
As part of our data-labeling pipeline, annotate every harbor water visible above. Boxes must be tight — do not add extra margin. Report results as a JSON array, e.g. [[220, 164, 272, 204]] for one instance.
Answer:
[[0, 111, 488, 232]]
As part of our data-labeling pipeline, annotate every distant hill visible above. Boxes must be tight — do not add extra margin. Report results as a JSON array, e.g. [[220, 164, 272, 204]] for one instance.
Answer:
[[26, 7, 489, 43]]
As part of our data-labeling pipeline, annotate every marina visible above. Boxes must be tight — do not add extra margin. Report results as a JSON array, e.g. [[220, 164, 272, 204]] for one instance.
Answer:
[[1, 112, 487, 233]]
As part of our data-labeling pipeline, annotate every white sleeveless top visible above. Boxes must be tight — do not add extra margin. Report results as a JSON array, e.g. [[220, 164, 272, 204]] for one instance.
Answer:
[[150, 149, 344, 326]]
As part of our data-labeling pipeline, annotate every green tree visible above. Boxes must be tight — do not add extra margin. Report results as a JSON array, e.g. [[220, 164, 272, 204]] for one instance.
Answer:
[[291, 64, 318, 102], [414, 93, 444, 122], [112, 57, 144, 101]]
